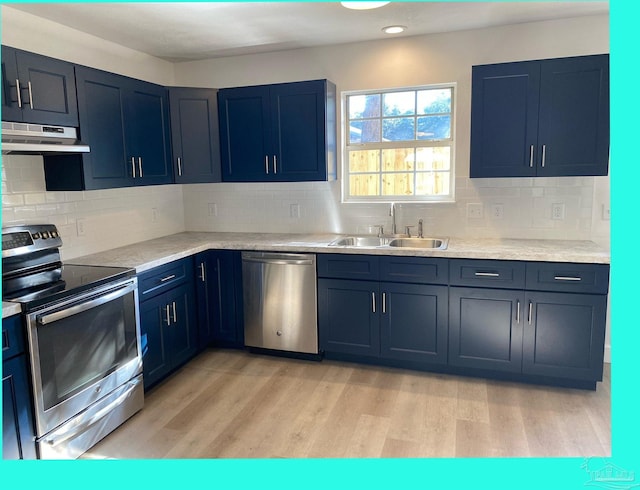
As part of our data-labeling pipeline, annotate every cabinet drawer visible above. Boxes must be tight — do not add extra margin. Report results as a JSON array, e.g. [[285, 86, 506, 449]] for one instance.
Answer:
[[317, 254, 379, 280], [526, 262, 609, 294], [380, 256, 448, 285], [449, 259, 525, 289], [2, 314, 25, 361], [138, 258, 194, 298]]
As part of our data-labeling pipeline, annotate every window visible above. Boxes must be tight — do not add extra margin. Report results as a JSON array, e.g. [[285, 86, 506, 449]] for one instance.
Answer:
[[343, 84, 455, 202]]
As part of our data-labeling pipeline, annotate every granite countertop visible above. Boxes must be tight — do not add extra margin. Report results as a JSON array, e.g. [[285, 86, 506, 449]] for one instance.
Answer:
[[2, 232, 610, 319], [67, 232, 611, 272]]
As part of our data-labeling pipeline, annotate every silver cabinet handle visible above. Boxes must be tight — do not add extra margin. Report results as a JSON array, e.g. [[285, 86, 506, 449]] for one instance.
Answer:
[[382, 292, 386, 314], [160, 274, 176, 283], [15, 79, 22, 107], [372, 292, 376, 313], [165, 304, 171, 325], [516, 300, 520, 324], [27, 81, 34, 108], [138, 157, 143, 177], [199, 262, 206, 282], [474, 272, 500, 277], [541, 145, 546, 168], [172, 301, 177, 323], [273, 155, 277, 174], [528, 301, 533, 325], [554, 276, 582, 282], [529, 145, 534, 168], [131, 157, 136, 178], [177, 157, 182, 176], [265, 156, 269, 174]]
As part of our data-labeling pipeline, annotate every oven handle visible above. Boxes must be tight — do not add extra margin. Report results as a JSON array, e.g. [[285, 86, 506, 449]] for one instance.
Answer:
[[37, 282, 136, 325]]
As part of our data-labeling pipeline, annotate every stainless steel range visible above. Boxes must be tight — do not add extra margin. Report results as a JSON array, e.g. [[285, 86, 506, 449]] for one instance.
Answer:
[[2, 224, 144, 459]]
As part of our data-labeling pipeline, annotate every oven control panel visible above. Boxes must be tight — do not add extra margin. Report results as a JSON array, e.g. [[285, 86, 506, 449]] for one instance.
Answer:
[[2, 224, 63, 258]]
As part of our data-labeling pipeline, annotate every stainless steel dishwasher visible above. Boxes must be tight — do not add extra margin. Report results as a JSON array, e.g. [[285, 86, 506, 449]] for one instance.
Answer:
[[242, 252, 318, 354]]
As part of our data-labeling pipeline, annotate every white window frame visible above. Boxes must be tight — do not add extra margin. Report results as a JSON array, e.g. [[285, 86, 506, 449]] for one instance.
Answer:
[[341, 83, 456, 203]]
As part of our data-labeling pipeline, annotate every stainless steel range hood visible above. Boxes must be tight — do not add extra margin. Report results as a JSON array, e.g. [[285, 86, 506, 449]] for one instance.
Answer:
[[1, 121, 90, 155]]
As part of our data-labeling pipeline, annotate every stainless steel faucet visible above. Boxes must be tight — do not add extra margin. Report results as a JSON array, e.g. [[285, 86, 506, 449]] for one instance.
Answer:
[[389, 202, 397, 235], [418, 219, 424, 238]]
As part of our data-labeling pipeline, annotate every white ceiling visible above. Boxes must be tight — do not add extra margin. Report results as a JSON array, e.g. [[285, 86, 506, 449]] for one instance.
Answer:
[[8, 2, 609, 62]]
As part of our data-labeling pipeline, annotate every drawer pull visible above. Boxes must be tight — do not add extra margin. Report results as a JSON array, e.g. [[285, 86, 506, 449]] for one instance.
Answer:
[[554, 276, 582, 282], [160, 274, 176, 283], [165, 305, 171, 325], [172, 301, 177, 323], [516, 300, 520, 324], [382, 292, 386, 314], [372, 292, 376, 313], [528, 301, 533, 325], [474, 272, 500, 277]]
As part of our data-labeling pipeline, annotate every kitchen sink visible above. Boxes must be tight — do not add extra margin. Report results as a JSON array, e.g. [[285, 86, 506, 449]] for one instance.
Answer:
[[388, 237, 449, 250], [328, 236, 392, 247], [328, 236, 448, 250]]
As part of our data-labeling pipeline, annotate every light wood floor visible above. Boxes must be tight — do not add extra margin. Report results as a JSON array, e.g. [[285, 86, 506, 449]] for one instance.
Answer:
[[83, 349, 611, 459]]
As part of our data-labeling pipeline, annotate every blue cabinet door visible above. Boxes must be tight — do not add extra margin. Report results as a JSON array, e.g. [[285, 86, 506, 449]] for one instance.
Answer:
[[125, 80, 173, 185], [523, 292, 607, 381], [380, 282, 448, 365], [537, 55, 609, 177], [318, 279, 379, 357], [72, 66, 130, 189], [165, 282, 198, 369], [218, 85, 271, 181], [1, 46, 78, 126], [2, 355, 38, 459], [449, 287, 524, 373], [195, 250, 243, 349], [169, 87, 222, 183], [470, 61, 539, 178], [270, 80, 335, 181], [140, 292, 171, 390], [1, 45, 23, 123]]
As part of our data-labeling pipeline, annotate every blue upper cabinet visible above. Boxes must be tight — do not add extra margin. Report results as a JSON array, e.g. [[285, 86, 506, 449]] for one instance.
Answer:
[[218, 79, 337, 182], [44, 66, 172, 190], [470, 54, 609, 178], [169, 87, 222, 183], [1, 45, 78, 126]]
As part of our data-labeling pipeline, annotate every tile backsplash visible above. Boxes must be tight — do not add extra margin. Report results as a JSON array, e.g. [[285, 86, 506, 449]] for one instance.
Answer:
[[2, 154, 609, 261]]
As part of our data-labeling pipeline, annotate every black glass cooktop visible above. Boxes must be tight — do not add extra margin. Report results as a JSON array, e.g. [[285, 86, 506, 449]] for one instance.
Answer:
[[3, 263, 135, 310]]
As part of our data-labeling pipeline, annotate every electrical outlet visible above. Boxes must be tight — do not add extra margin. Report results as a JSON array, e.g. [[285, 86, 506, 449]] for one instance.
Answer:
[[76, 218, 86, 237], [467, 203, 483, 219], [208, 203, 218, 217], [602, 204, 610, 221], [290, 203, 300, 219], [151, 208, 158, 222], [551, 203, 565, 220], [490, 204, 504, 219]]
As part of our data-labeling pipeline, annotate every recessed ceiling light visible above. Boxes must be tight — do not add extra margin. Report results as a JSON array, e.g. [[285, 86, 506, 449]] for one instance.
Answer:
[[341, 2, 390, 10], [382, 25, 407, 34]]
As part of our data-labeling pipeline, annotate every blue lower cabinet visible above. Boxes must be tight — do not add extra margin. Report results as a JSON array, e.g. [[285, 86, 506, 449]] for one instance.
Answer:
[[140, 282, 197, 390], [523, 291, 607, 381], [2, 315, 37, 460], [449, 287, 525, 373], [318, 279, 447, 365]]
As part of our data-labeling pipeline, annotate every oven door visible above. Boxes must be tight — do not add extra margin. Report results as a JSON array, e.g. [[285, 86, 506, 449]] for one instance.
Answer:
[[25, 277, 142, 438]]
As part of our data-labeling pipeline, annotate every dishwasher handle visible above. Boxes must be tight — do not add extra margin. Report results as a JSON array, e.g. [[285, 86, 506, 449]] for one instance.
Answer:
[[242, 252, 315, 266]]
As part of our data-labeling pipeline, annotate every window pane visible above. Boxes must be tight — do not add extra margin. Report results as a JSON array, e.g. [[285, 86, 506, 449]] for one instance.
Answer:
[[383, 91, 415, 116], [350, 174, 380, 196], [382, 117, 415, 141], [349, 94, 381, 119], [382, 148, 414, 172], [350, 120, 381, 143], [416, 172, 450, 196], [418, 89, 451, 114], [416, 147, 451, 171], [349, 150, 380, 172], [382, 173, 413, 196], [417, 115, 451, 140]]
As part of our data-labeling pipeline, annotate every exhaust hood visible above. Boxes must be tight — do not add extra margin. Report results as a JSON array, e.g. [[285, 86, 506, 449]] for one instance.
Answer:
[[1, 121, 90, 155]]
